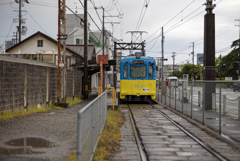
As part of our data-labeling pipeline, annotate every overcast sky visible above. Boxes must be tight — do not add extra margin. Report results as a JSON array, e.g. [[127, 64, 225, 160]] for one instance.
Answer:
[[0, 0, 239, 65]]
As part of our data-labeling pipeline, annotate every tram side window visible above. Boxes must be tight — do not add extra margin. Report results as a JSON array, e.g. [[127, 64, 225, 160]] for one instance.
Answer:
[[124, 66, 128, 78], [149, 65, 153, 79]]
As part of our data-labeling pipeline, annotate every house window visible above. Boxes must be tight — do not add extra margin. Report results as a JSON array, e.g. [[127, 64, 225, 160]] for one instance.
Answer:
[[76, 39, 83, 45], [37, 40, 43, 47], [76, 39, 80, 45]]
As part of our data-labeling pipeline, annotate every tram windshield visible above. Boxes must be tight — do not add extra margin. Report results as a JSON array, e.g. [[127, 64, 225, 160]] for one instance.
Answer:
[[130, 66, 146, 78]]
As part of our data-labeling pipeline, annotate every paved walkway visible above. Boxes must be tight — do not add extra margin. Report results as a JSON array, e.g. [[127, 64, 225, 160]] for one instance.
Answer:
[[0, 91, 98, 161], [155, 94, 240, 143]]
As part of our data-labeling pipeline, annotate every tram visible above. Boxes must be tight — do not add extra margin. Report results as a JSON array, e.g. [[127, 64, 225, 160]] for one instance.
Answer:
[[119, 53, 156, 102]]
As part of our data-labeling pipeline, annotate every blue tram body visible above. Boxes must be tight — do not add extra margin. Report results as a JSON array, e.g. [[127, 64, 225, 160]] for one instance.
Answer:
[[119, 54, 156, 102]]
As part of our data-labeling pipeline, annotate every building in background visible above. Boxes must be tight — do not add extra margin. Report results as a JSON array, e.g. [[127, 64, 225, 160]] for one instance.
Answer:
[[66, 14, 91, 45], [163, 64, 182, 79]]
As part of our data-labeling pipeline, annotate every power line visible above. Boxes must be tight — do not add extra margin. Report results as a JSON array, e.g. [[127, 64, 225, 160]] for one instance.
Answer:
[[137, 0, 150, 31], [135, 0, 146, 31], [65, 4, 102, 45], [146, 4, 203, 51], [0, 20, 14, 50], [27, 11, 49, 35], [78, 0, 106, 37], [145, 0, 196, 41], [165, 5, 203, 34]]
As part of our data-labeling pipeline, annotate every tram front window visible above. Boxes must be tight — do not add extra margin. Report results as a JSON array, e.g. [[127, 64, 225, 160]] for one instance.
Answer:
[[130, 66, 146, 78]]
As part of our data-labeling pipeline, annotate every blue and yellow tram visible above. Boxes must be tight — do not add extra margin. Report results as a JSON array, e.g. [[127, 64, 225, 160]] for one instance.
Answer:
[[119, 53, 156, 102]]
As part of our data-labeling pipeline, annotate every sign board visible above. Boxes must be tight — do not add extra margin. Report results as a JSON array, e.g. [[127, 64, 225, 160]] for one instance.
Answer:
[[197, 54, 204, 65], [183, 74, 188, 80], [225, 77, 232, 80], [97, 55, 108, 64]]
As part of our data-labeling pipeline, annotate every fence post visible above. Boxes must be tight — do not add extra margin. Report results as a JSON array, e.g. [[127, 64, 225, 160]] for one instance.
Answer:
[[24, 65, 27, 108], [165, 82, 167, 105], [169, 81, 171, 107], [46, 67, 49, 106], [77, 112, 82, 161], [223, 95, 226, 115], [198, 91, 201, 107], [219, 81, 222, 134], [191, 81, 193, 118], [73, 71, 75, 99], [212, 93, 216, 111], [175, 83, 176, 110], [182, 82, 184, 114], [91, 103, 94, 155], [238, 96, 240, 120], [179, 88, 180, 100], [202, 81, 205, 125]]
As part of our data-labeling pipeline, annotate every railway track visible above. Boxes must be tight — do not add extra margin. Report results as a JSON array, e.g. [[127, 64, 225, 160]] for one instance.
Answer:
[[116, 103, 231, 161]]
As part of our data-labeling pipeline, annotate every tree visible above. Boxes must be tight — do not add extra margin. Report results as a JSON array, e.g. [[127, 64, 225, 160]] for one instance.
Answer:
[[216, 39, 240, 80], [180, 61, 202, 80]]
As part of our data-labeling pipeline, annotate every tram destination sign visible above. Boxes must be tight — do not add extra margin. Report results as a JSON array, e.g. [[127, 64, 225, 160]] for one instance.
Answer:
[[133, 61, 144, 64]]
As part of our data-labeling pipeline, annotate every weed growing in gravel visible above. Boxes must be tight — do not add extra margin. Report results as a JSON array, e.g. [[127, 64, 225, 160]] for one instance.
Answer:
[[92, 110, 125, 161], [66, 98, 82, 106], [0, 104, 62, 120], [0, 97, 82, 120]]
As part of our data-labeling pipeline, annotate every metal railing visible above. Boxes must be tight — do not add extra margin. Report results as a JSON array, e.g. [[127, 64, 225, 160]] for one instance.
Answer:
[[77, 91, 107, 161], [157, 80, 240, 136]]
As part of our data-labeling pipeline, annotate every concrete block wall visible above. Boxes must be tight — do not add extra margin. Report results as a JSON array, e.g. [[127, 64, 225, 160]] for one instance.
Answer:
[[0, 60, 82, 113], [27, 65, 47, 107], [67, 70, 74, 99], [0, 61, 25, 112], [49, 68, 58, 103]]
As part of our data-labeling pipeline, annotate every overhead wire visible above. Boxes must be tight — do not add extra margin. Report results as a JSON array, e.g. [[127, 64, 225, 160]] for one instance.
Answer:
[[0, 20, 14, 50], [137, 0, 151, 31], [65, 4, 102, 45], [145, 0, 196, 41], [165, 6, 204, 34], [78, 0, 106, 37], [146, 1, 201, 52], [135, 0, 146, 31], [66, 2, 112, 52], [27, 11, 49, 35]]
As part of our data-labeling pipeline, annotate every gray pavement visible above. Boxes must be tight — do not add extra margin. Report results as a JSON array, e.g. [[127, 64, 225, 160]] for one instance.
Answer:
[[0, 90, 98, 161]]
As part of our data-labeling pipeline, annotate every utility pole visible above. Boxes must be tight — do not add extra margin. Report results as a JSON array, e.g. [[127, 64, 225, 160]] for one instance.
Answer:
[[57, 0, 67, 103], [84, 0, 88, 99], [161, 27, 164, 102], [190, 42, 194, 80], [236, 19, 240, 80], [172, 52, 176, 76], [15, 0, 29, 43], [203, 0, 216, 110], [102, 7, 106, 92], [19, 0, 21, 42]]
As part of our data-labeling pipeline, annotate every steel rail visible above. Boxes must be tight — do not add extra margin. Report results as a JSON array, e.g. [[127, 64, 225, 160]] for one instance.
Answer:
[[151, 104, 229, 161], [127, 104, 148, 161]]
